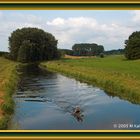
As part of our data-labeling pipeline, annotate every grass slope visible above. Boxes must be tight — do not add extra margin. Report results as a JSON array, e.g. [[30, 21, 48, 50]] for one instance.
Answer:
[[0, 57, 19, 129], [41, 55, 140, 104]]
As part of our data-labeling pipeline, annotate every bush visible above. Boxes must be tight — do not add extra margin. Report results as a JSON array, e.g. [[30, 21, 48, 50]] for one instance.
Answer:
[[100, 53, 104, 58]]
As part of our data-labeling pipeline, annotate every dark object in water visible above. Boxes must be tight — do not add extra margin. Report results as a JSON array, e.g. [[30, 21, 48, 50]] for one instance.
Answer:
[[74, 107, 81, 113], [72, 107, 84, 122], [24, 99, 46, 102]]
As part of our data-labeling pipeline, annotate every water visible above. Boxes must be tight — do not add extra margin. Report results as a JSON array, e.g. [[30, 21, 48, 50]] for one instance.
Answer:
[[10, 65, 140, 130]]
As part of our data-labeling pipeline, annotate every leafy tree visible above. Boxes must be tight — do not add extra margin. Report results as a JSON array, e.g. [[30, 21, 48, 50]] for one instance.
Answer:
[[125, 31, 140, 60], [72, 43, 104, 56], [17, 40, 30, 63], [9, 27, 59, 62]]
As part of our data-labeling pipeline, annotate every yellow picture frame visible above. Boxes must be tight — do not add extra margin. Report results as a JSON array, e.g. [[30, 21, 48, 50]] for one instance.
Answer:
[[0, 0, 140, 139]]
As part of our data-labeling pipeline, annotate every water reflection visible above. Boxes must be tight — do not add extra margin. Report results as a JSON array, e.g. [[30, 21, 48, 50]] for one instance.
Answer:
[[10, 64, 140, 130], [106, 91, 140, 105]]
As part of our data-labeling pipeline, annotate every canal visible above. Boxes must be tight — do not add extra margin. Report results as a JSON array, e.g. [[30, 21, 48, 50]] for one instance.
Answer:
[[10, 65, 140, 130]]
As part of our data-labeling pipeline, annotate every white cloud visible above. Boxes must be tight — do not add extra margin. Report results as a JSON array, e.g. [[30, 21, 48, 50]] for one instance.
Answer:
[[0, 12, 45, 51], [0, 11, 138, 51], [47, 17, 97, 28], [9, 13, 43, 24], [132, 10, 140, 22], [47, 17, 65, 26], [67, 17, 97, 28], [46, 16, 133, 50]]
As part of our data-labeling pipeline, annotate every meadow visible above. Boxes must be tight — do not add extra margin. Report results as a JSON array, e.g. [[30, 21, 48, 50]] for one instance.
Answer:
[[41, 55, 140, 104], [0, 57, 19, 129]]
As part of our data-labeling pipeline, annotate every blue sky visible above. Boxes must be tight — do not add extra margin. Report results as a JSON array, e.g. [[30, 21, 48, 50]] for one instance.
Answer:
[[0, 10, 140, 51]]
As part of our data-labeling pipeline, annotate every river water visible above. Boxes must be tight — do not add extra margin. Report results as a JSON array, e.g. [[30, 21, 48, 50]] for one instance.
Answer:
[[10, 65, 140, 130]]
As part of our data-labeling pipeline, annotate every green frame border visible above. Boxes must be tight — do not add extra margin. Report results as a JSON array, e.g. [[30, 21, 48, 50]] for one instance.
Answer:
[[0, 132, 140, 137], [1, 3, 140, 9], [0, 1, 140, 139]]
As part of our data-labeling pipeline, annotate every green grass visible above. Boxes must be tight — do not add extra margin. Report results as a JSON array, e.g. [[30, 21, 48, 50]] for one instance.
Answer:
[[41, 55, 140, 104], [0, 57, 19, 129], [62, 55, 140, 80]]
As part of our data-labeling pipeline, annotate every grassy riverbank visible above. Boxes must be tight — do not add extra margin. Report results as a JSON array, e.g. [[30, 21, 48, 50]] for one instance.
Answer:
[[0, 57, 19, 129], [41, 55, 140, 104]]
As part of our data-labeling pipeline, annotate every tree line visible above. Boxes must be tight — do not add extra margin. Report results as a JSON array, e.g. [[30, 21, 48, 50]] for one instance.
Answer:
[[104, 49, 124, 55], [61, 31, 140, 60], [0, 27, 140, 62], [72, 43, 104, 56]]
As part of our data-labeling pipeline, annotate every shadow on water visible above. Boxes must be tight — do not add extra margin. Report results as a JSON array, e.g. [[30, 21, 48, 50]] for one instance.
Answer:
[[17, 64, 53, 93], [17, 63, 51, 78]]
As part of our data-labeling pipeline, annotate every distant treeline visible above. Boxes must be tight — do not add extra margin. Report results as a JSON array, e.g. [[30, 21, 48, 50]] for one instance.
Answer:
[[104, 49, 124, 55], [59, 48, 124, 56], [0, 51, 9, 57], [1, 48, 125, 59], [72, 43, 104, 56], [59, 49, 74, 56]]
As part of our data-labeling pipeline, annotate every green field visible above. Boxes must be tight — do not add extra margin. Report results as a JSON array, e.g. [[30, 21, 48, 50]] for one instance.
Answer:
[[0, 57, 18, 129], [41, 55, 140, 104]]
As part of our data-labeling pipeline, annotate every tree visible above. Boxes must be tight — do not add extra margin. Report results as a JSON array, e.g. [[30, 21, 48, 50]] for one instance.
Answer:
[[9, 27, 59, 62], [17, 40, 31, 63], [72, 43, 104, 56], [125, 31, 140, 60]]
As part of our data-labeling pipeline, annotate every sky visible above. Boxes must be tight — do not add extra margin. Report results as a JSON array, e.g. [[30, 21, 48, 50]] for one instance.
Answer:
[[1, 10, 140, 51]]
